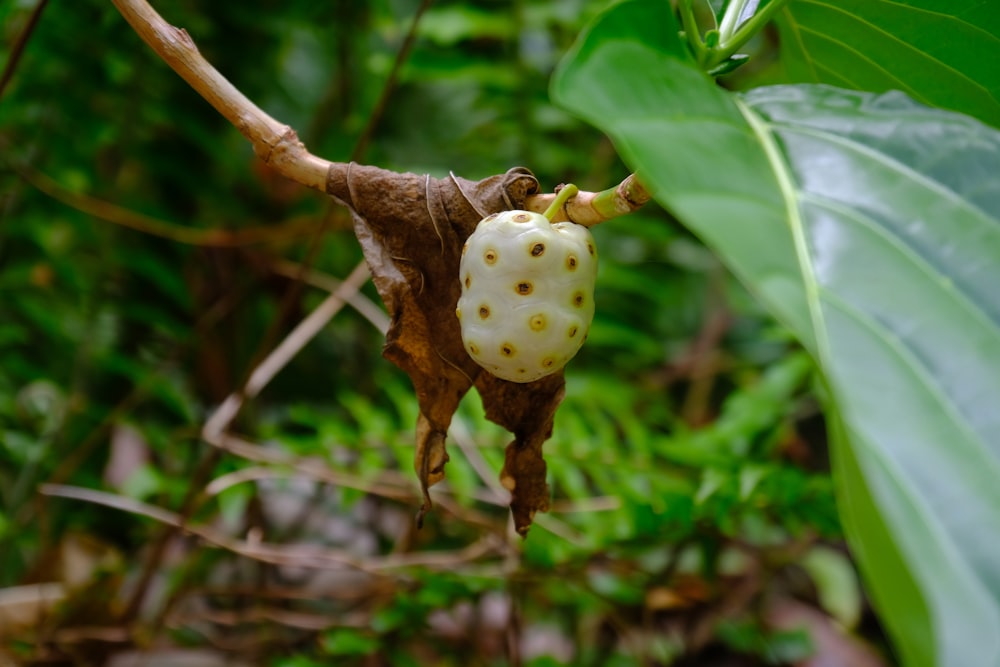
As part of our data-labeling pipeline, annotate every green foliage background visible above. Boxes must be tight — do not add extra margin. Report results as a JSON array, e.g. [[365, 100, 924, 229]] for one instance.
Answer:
[[0, 0, 914, 665]]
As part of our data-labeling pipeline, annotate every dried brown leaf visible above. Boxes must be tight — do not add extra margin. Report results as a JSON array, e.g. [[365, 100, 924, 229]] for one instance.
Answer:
[[326, 164, 565, 535]]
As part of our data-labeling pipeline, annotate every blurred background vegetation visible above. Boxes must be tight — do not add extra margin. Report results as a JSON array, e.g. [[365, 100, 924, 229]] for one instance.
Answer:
[[1, 0, 885, 665]]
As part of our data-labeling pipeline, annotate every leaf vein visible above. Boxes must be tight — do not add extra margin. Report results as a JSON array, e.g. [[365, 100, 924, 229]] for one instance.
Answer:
[[799, 191, 1000, 334], [793, 0, 997, 97], [820, 289, 994, 457], [769, 122, 1000, 225]]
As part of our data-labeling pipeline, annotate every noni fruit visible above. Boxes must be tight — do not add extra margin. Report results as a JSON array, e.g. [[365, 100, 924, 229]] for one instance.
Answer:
[[457, 209, 597, 382]]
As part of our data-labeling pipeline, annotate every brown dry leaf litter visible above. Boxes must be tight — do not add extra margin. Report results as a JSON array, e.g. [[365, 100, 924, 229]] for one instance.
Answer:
[[326, 163, 564, 536]]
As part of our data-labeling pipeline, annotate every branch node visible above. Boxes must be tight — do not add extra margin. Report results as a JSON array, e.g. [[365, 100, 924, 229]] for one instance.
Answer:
[[173, 26, 195, 50]]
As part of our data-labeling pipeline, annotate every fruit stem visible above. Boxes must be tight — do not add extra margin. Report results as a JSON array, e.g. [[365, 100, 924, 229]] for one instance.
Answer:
[[543, 184, 579, 221]]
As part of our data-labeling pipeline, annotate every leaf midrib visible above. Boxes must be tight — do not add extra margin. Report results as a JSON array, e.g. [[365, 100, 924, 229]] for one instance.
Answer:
[[734, 97, 833, 363], [737, 96, 1000, 464]]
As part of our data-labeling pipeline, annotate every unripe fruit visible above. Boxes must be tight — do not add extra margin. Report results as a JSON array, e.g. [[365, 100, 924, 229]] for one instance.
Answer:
[[457, 209, 597, 382]]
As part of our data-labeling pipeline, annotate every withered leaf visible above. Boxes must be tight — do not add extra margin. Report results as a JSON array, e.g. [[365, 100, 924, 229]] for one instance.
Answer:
[[326, 163, 564, 536]]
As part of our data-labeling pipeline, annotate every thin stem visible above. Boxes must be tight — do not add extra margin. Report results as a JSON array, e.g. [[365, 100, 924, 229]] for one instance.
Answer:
[[542, 184, 579, 221], [718, 0, 755, 42], [677, 0, 708, 66], [0, 0, 49, 101], [110, 0, 331, 191], [17, 165, 324, 246], [40, 484, 501, 572], [526, 174, 651, 227], [201, 261, 371, 443], [710, 0, 791, 68], [350, 0, 433, 162], [110, 0, 649, 226]]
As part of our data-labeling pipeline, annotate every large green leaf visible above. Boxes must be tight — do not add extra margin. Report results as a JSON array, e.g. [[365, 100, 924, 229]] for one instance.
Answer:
[[552, 1, 1000, 665], [776, 0, 1000, 128]]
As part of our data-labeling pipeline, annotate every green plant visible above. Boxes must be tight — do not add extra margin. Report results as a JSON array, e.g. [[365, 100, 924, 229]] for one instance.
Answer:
[[552, 1, 1000, 665], [2, 0, 996, 665]]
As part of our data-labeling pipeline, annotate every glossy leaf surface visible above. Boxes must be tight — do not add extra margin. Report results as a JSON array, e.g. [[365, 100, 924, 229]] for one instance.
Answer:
[[552, 1, 1000, 664]]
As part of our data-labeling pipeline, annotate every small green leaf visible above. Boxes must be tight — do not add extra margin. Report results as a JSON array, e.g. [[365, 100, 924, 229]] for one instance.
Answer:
[[738, 464, 768, 500], [120, 462, 164, 501], [800, 545, 862, 629], [695, 467, 729, 505], [708, 53, 750, 77], [321, 629, 379, 657]]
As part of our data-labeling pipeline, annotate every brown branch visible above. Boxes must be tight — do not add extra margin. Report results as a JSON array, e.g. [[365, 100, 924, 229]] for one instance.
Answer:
[[269, 259, 391, 334], [110, 0, 330, 191], [18, 165, 323, 247], [109, 0, 649, 226], [40, 484, 503, 572], [350, 0, 435, 162], [201, 260, 371, 443], [202, 443, 415, 502], [0, 0, 49, 101], [208, 431, 515, 511], [167, 606, 367, 632]]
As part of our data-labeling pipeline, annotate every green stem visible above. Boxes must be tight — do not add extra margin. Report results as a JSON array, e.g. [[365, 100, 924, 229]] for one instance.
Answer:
[[708, 0, 791, 68], [543, 184, 579, 221], [677, 0, 709, 67], [589, 174, 650, 220], [718, 0, 755, 43]]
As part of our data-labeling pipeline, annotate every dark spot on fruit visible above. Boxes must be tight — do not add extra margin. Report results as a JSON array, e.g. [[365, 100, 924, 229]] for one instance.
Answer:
[[512, 212, 532, 223], [587, 242, 595, 256], [464, 274, 471, 288], [529, 314, 546, 331], [516, 281, 533, 295], [530, 243, 545, 257], [572, 291, 585, 307], [542, 357, 555, 368], [500, 342, 516, 357], [484, 249, 498, 265], [479, 305, 490, 319], [566, 255, 578, 270], [568, 325, 578, 338], [456, 307, 463, 320], [468, 342, 480, 355]]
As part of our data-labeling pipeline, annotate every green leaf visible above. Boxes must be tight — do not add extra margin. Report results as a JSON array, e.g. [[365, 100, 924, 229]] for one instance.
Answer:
[[776, 0, 1000, 128], [552, 1, 1000, 665], [120, 462, 165, 501], [554, 1, 814, 348], [800, 544, 863, 629], [321, 628, 379, 656], [829, 414, 932, 667]]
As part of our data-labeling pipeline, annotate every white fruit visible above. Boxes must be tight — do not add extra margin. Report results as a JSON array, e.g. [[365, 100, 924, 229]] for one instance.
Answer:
[[457, 209, 597, 382]]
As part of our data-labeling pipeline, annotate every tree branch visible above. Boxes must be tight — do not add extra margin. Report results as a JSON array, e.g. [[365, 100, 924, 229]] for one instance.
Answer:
[[40, 484, 503, 572], [109, 0, 649, 226], [0, 0, 50, 101], [18, 165, 324, 246], [110, 0, 330, 191]]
